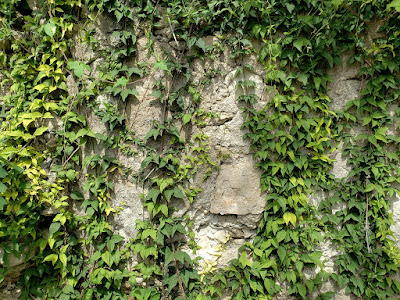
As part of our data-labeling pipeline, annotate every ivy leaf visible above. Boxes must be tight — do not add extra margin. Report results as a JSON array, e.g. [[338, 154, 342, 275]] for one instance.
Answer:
[[164, 189, 174, 202], [283, 212, 296, 226], [285, 3, 295, 13], [332, 0, 345, 9], [297, 283, 306, 298], [142, 229, 157, 241], [49, 222, 61, 236], [67, 61, 91, 78], [66, 169, 76, 182], [314, 77, 322, 90], [196, 38, 206, 51], [34, 126, 49, 136], [297, 73, 308, 86], [164, 274, 179, 292], [147, 189, 160, 202], [115, 10, 124, 22], [88, 251, 101, 263], [43, 254, 58, 265], [175, 251, 191, 264], [59, 253, 67, 266], [160, 204, 168, 217], [276, 230, 286, 243], [0, 197, 7, 210], [0, 167, 7, 178], [182, 113, 191, 125], [43, 21, 57, 37], [84, 289, 94, 300], [164, 247, 174, 267], [293, 38, 310, 52], [0, 182, 7, 193], [154, 60, 169, 72], [277, 246, 286, 262], [101, 251, 113, 267], [120, 88, 139, 101], [387, 0, 400, 11], [173, 186, 185, 199], [114, 77, 128, 88]]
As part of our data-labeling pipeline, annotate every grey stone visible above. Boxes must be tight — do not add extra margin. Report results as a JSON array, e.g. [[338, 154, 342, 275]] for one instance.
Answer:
[[210, 157, 265, 215], [110, 180, 148, 239], [328, 80, 361, 111], [0, 283, 22, 300], [330, 144, 351, 179]]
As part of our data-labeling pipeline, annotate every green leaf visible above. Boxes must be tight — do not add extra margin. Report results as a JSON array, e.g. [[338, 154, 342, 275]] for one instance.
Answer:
[[120, 88, 139, 101], [114, 77, 128, 88], [276, 230, 286, 243], [297, 283, 306, 298], [0, 182, 7, 193], [67, 61, 91, 78], [0, 167, 7, 178], [196, 38, 206, 51], [147, 189, 160, 202], [173, 186, 185, 199], [66, 169, 76, 182], [293, 38, 310, 52], [83, 289, 94, 300], [101, 251, 113, 267], [388, 0, 400, 11], [34, 126, 49, 136], [160, 180, 169, 192], [154, 60, 169, 72], [59, 253, 67, 266], [89, 251, 101, 264], [160, 204, 168, 216], [43, 254, 58, 265], [164, 189, 174, 202], [175, 251, 191, 264], [314, 77, 321, 90], [277, 246, 286, 262], [0, 197, 7, 210], [297, 73, 308, 85], [142, 229, 157, 241], [164, 274, 178, 292], [49, 222, 61, 236], [165, 247, 174, 267], [286, 3, 295, 13], [182, 113, 191, 125], [283, 212, 296, 226], [43, 21, 57, 37], [43, 102, 59, 111], [332, 0, 345, 9]]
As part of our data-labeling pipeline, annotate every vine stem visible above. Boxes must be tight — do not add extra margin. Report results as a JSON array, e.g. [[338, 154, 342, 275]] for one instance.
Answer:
[[169, 234, 187, 300], [62, 145, 81, 168], [365, 180, 371, 254]]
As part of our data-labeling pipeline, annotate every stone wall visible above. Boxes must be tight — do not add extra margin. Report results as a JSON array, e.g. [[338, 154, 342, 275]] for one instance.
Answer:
[[1, 3, 399, 299]]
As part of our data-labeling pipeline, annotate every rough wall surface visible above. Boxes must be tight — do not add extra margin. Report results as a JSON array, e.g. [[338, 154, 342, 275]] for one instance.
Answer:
[[1, 2, 400, 299]]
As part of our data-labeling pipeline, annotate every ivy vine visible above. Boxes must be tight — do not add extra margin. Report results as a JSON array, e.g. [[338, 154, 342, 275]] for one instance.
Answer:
[[0, 0, 400, 300]]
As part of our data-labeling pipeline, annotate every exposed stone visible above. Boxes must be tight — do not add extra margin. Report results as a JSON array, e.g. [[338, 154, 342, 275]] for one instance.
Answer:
[[72, 13, 121, 62], [210, 157, 266, 215], [110, 180, 148, 239], [125, 96, 163, 139], [0, 247, 33, 289], [328, 80, 361, 111], [390, 187, 400, 245], [66, 75, 79, 97], [0, 283, 22, 300], [330, 143, 351, 179], [26, 0, 39, 10]]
